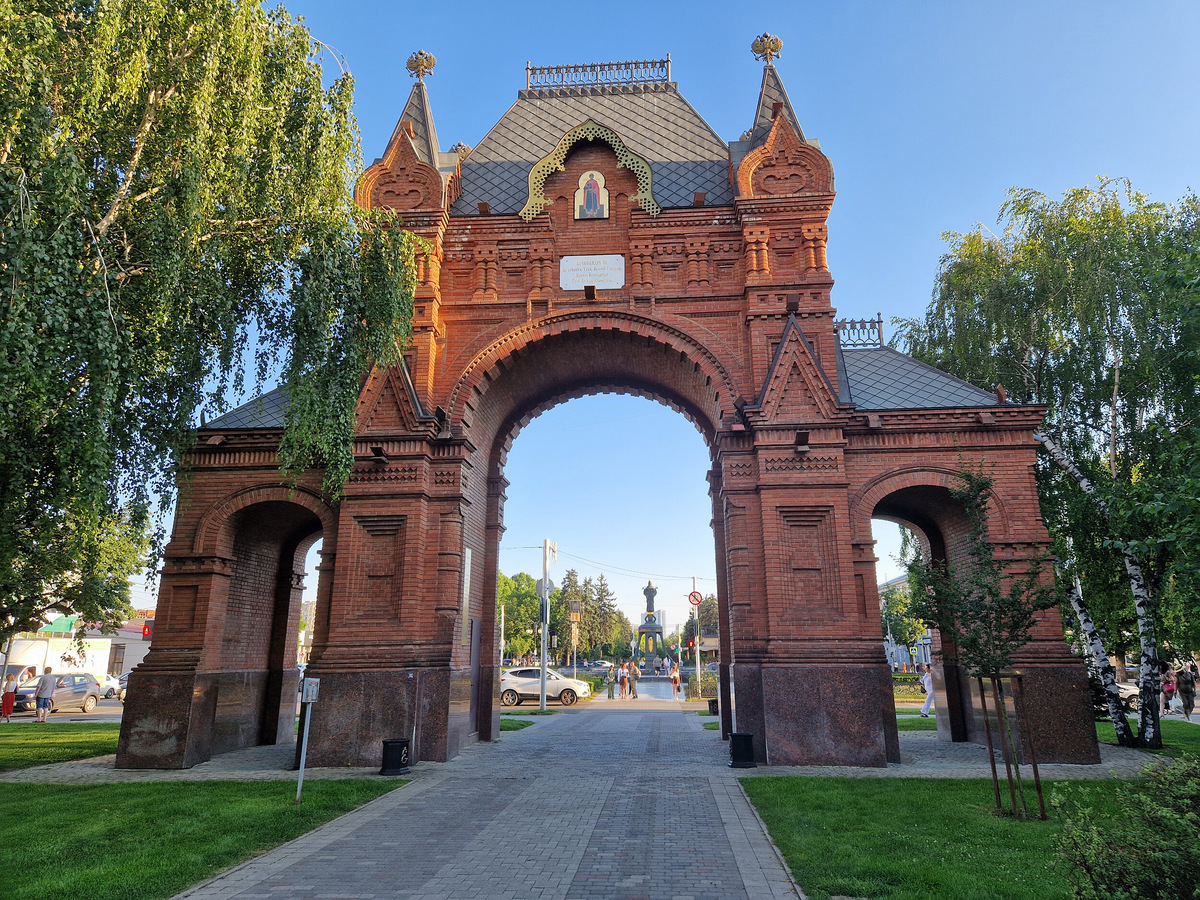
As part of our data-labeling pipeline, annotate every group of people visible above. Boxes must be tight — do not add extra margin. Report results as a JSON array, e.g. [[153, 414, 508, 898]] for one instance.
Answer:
[[1161, 661, 1198, 721], [1, 666, 59, 723], [603, 660, 683, 700]]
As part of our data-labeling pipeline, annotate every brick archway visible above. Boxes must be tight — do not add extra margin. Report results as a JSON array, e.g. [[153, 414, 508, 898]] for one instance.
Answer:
[[118, 483, 331, 769], [120, 56, 1099, 770]]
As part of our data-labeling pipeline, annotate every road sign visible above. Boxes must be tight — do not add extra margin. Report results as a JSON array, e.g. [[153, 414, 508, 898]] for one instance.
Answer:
[[688, 591, 703, 606]]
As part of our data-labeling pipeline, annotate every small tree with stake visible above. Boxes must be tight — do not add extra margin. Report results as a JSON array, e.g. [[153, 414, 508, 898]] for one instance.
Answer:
[[908, 467, 1059, 818]]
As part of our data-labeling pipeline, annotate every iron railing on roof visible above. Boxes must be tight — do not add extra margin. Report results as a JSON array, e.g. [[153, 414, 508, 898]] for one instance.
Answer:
[[834, 314, 885, 348], [526, 57, 671, 90]]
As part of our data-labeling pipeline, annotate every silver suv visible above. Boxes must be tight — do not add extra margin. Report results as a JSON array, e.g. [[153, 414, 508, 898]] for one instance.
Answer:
[[501, 667, 591, 706]]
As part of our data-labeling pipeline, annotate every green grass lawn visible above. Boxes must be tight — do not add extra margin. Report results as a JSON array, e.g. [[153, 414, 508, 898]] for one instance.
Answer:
[[895, 716, 938, 732], [0, 779, 401, 900], [500, 708, 558, 716], [742, 776, 1113, 900], [702, 721, 719, 730], [499, 718, 533, 731], [1095, 717, 1200, 758], [0, 722, 121, 771]]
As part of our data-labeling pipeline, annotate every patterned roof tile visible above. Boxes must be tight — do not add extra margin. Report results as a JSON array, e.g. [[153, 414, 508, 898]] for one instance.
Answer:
[[450, 83, 734, 216], [841, 348, 998, 410]]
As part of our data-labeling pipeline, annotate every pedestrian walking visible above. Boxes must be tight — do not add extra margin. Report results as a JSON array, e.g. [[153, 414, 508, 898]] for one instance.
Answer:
[[670, 662, 681, 700], [1, 673, 16, 723], [920, 664, 934, 717], [1161, 664, 1177, 716], [34, 667, 58, 722], [605, 664, 616, 700], [1175, 663, 1196, 722]]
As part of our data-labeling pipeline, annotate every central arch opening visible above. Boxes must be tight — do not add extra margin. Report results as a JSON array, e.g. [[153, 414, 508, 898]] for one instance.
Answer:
[[495, 392, 719, 710]]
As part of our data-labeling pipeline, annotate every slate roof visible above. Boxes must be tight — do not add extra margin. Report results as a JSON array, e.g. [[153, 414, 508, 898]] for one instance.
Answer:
[[746, 65, 803, 148], [407, 82, 440, 165], [450, 81, 735, 215], [840, 347, 998, 410], [204, 386, 289, 429]]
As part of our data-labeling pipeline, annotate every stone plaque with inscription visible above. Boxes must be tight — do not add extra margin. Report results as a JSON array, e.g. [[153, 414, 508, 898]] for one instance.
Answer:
[[559, 255, 625, 290]]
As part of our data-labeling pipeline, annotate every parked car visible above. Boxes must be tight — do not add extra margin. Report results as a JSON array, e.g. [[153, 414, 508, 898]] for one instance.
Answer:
[[500, 667, 591, 706], [100, 674, 125, 699], [13, 673, 103, 714], [1116, 682, 1140, 710], [584, 660, 612, 671], [704, 662, 719, 673]]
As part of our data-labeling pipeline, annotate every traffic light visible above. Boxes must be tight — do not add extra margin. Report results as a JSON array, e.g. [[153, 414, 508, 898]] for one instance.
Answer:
[[142, 620, 154, 641], [688, 639, 694, 649]]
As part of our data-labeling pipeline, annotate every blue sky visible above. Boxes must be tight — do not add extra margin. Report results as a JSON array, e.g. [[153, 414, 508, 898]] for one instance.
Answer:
[[136, 2, 1200, 627]]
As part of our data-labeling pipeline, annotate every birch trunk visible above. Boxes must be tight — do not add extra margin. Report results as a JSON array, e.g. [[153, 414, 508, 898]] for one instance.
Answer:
[[1035, 432, 1161, 747], [1124, 551, 1162, 748], [1065, 571, 1135, 745]]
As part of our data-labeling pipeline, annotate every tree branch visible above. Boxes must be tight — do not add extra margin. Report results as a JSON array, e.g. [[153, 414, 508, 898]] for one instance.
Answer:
[[92, 85, 176, 240]]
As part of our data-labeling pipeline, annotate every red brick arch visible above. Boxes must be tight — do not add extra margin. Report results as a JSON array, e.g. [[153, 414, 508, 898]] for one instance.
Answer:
[[447, 311, 738, 447], [850, 465, 1012, 544], [192, 484, 337, 558]]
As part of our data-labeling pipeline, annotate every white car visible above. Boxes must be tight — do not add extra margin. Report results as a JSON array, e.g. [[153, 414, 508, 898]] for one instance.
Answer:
[[501, 667, 591, 706], [100, 674, 125, 700]]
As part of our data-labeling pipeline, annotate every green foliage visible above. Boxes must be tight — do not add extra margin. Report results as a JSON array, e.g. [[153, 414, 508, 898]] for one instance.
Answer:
[[498, 717, 532, 731], [1052, 757, 1200, 900], [896, 179, 1200, 658], [891, 673, 926, 698], [880, 581, 927, 648], [908, 468, 1058, 676], [0, 1, 417, 641], [0, 779, 400, 900], [497, 571, 540, 658]]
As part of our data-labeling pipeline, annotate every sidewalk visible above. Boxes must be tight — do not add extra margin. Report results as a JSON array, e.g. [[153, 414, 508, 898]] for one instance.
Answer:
[[170, 707, 799, 900]]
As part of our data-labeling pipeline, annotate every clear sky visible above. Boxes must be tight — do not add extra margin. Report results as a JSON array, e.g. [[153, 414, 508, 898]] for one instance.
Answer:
[[135, 2, 1200, 627]]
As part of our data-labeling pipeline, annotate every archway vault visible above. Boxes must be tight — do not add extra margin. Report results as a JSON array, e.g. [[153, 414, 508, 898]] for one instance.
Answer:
[[448, 311, 736, 451]]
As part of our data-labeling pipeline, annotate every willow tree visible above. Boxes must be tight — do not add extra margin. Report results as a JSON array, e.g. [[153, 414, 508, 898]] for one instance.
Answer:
[[0, 0, 418, 643], [897, 180, 1200, 747]]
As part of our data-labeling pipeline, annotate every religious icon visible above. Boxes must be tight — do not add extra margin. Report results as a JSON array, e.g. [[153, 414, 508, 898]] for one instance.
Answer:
[[575, 170, 608, 219]]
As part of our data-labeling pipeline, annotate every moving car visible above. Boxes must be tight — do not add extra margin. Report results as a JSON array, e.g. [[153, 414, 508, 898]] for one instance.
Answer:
[[501, 667, 591, 706], [13, 673, 103, 714]]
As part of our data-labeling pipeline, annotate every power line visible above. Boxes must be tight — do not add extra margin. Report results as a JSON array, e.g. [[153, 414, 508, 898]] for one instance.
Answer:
[[501, 545, 714, 584]]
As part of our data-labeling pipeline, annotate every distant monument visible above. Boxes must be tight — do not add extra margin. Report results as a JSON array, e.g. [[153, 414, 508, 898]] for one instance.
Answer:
[[636, 580, 665, 666]]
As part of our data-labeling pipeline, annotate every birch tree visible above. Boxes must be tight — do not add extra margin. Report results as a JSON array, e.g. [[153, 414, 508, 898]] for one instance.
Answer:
[[0, 1, 418, 642], [898, 180, 1200, 748]]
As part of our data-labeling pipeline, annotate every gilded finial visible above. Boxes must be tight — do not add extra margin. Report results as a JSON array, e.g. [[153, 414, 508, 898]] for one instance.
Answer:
[[406, 49, 436, 81], [751, 33, 783, 64]]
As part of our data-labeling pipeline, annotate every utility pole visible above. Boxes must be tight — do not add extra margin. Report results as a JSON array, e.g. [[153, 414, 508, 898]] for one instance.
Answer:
[[500, 603, 506, 665], [693, 576, 701, 699], [539, 539, 556, 711]]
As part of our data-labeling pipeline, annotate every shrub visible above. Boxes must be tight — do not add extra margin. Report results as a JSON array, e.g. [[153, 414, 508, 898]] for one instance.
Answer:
[[1052, 756, 1200, 899], [892, 673, 925, 698]]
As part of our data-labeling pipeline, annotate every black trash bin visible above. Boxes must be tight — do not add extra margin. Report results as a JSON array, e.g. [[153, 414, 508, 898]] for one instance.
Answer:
[[729, 732, 756, 768], [380, 738, 412, 775], [707, 698, 719, 716]]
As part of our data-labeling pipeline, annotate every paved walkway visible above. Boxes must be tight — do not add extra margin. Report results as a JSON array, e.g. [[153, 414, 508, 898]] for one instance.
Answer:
[[1, 705, 1173, 899]]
